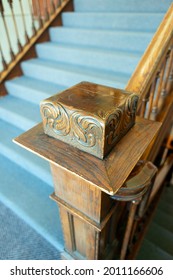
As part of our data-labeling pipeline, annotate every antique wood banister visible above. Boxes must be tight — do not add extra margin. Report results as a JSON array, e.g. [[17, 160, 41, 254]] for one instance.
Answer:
[[126, 3, 173, 103], [14, 82, 161, 260], [112, 161, 158, 259]]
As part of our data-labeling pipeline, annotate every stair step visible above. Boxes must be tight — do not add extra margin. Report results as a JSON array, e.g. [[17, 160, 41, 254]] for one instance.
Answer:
[[21, 58, 128, 89], [0, 154, 64, 250], [153, 209, 173, 233], [158, 199, 173, 217], [50, 27, 153, 53], [0, 201, 61, 260], [36, 42, 141, 75], [0, 95, 41, 131], [0, 119, 53, 187], [146, 222, 173, 256], [62, 12, 164, 32], [137, 239, 173, 260], [5, 76, 66, 104], [73, 0, 172, 13]]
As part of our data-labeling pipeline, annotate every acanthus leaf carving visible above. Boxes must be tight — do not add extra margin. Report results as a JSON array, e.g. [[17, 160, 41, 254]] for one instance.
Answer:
[[41, 102, 70, 136], [70, 112, 103, 148], [106, 94, 139, 145]]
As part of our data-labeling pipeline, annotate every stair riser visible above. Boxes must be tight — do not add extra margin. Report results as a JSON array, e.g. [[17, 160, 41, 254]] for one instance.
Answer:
[[62, 13, 164, 32], [74, 0, 172, 13], [50, 28, 153, 53], [36, 44, 140, 75]]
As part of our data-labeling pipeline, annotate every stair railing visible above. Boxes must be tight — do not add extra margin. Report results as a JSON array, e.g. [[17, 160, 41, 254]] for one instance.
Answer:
[[13, 2, 173, 260], [0, 0, 68, 83], [126, 4, 173, 123], [115, 3, 173, 259]]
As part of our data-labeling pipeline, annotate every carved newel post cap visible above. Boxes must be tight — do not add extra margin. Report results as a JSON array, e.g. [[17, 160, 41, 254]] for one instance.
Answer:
[[40, 82, 139, 159]]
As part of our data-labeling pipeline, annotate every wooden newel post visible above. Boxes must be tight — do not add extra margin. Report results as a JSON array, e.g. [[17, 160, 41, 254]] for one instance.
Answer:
[[14, 82, 161, 260]]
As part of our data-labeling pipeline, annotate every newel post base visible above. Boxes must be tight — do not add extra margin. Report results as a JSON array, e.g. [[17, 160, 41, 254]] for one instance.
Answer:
[[14, 82, 161, 260]]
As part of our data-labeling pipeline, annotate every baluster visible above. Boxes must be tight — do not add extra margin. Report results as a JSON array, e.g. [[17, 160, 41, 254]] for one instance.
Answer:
[[19, 0, 29, 43], [27, 0, 37, 35], [120, 199, 140, 260], [150, 72, 160, 121], [0, 42, 7, 71], [35, 0, 43, 28], [0, 0, 15, 61], [153, 59, 167, 113], [139, 92, 149, 118], [166, 47, 173, 94], [43, 0, 49, 21], [146, 78, 157, 119], [8, 0, 22, 52], [50, 0, 56, 14], [56, 0, 61, 8]]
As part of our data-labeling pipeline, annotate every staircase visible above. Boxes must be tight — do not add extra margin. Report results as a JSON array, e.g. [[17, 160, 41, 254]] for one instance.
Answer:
[[137, 184, 173, 260], [0, 0, 172, 259]]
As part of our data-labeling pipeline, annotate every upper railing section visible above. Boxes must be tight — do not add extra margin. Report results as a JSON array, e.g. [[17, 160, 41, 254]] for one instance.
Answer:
[[126, 3, 173, 122], [0, 0, 69, 83]]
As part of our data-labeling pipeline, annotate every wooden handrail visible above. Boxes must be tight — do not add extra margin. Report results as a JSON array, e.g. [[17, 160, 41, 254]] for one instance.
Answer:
[[126, 3, 173, 103]]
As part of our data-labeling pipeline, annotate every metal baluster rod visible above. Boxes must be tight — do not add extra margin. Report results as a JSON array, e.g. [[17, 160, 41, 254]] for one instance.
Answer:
[[8, 0, 22, 52], [0, 0, 15, 61]]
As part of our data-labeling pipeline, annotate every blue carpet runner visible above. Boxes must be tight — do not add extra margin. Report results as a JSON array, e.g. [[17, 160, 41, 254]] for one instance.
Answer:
[[0, 201, 61, 260], [0, 0, 172, 259]]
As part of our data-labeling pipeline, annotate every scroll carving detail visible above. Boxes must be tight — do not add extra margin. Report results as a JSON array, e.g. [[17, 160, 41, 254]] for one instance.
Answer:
[[106, 94, 139, 145], [41, 102, 70, 136], [70, 112, 102, 147]]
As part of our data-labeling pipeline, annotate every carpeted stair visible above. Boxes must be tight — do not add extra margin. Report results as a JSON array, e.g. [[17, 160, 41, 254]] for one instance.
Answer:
[[137, 185, 173, 260], [0, 0, 172, 259]]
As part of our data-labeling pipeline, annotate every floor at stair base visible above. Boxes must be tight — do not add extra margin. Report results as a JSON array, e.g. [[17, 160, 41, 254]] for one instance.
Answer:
[[0, 154, 64, 251], [0, 201, 61, 260]]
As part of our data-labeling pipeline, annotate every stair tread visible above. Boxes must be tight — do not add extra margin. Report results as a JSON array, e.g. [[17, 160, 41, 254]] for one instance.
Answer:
[[36, 42, 141, 75], [0, 154, 64, 250], [37, 41, 143, 58], [137, 239, 173, 260], [153, 208, 173, 233], [145, 222, 173, 256], [50, 27, 154, 53], [0, 95, 41, 130], [62, 12, 164, 32], [74, 0, 172, 13], [0, 119, 53, 186], [158, 200, 173, 216], [5, 76, 66, 104], [21, 58, 128, 89]]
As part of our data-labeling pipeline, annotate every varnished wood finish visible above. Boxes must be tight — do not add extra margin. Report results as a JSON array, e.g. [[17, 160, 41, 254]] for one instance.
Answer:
[[12, 2, 173, 260], [0, 0, 73, 95], [40, 82, 139, 158], [14, 116, 161, 195], [126, 4, 173, 103]]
